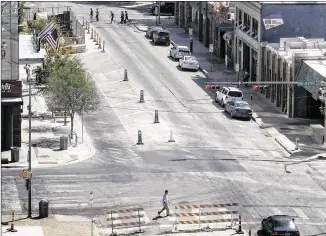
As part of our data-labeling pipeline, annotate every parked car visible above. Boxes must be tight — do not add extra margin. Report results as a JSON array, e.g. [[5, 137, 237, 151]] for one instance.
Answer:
[[146, 26, 163, 39], [179, 56, 199, 71], [170, 45, 190, 60], [152, 29, 170, 46], [149, 2, 175, 15], [262, 215, 300, 236], [224, 101, 252, 120], [215, 87, 243, 107]]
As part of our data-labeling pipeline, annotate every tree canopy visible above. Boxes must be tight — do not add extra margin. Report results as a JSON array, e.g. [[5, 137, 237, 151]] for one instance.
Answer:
[[45, 54, 101, 135]]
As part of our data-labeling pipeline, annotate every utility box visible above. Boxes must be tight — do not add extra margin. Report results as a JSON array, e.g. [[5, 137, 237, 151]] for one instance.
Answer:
[[11, 147, 20, 162], [39, 199, 49, 218], [60, 136, 68, 150]]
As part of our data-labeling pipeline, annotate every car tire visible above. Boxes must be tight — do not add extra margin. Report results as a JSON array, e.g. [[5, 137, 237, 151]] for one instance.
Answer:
[[180, 64, 183, 70], [167, 42, 170, 46], [215, 94, 219, 103], [221, 99, 225, 108], [230, 110, 234, 118]]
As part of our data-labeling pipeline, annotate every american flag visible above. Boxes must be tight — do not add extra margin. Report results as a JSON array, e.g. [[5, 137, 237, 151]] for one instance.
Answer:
[[44, 26, 60, 51]]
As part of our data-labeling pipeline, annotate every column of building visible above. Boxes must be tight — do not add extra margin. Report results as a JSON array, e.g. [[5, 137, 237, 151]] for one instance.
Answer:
[[174, 1, 180, 25], [184, 2, 192, 34], [179, 1, 185, 28]]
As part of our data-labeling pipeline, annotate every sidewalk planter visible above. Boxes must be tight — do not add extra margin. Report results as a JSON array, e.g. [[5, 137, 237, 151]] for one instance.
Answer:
[[10, 147, 20, 162], [60, 136, 68, 150], [39, 199, 49, 218]]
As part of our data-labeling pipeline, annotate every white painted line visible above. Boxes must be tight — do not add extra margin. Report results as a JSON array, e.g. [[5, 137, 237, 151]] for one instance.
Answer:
[[105, 88, 133, 95], [98, 80, 125, 85], [318, 209, 326, 219], [120, 110, 146, 118], [293, 208, 309, 220], [111, 99, 137, 107], [94, 78, 130, 138], [2, 176, 22, 212], [270, 207, 283, 215], [142, 134, 170, 142]]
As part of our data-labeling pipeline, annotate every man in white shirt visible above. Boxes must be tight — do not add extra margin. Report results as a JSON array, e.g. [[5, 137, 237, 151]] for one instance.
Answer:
[[158, 190, 170, 216]]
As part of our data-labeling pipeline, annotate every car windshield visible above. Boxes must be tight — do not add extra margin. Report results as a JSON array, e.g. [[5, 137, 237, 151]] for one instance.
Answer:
[[228, 91, 242, 97], [235, 102, 249, 108], [179, 48, 190, 52], [185, 56, 196, 61], [158, 32, 169, 36], [274, 219, 296, 229]]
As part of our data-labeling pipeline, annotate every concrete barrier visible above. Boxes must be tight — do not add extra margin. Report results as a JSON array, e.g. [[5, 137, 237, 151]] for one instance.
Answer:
[[309, 124, 324, 144]]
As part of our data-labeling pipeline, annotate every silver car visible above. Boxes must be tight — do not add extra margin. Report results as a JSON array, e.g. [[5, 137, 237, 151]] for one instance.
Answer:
[[146, 26, 163, 39], [224, 101, 253, 120], [179, 56, 199, 71]]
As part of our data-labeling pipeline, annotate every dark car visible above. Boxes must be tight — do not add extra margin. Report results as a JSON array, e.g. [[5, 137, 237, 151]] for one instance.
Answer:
[[224, 101, 252, 120], [152, 30, 170, 46], [262, 215, 300, 236], [149, 2, 174, 15], [146, 26, 163, 39]]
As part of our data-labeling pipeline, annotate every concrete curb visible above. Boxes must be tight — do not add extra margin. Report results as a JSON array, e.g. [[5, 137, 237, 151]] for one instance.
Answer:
[[133, 23, 147, 32], [274, 137, 295, 155]]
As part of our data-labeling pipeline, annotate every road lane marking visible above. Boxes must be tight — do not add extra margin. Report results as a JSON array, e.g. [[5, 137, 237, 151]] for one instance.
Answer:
[[120, 110, 146, 118], [93, 75, 130, 138], [111, 99, 137, 107], [270, 207, 283, 215], [318, 209, 326, 219], [104, 88, 133, 95], [293, 208, 309, 220]]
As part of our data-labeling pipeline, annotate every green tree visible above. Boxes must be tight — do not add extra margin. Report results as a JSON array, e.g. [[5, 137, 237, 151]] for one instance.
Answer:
[[45, 54, 101, 137]]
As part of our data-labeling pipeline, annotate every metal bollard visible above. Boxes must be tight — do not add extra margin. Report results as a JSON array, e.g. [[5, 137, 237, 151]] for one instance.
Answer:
[[82, 16, 84, 26], [98, 37, 101, 49], [7, 210, 17, 232], [250, 93, 253, 100], [137, 130, 144, 145], [139, 90, 144, 103], [91, 28, 94, 39], [295, 137, 300, 150], [123, 69, 129, 81], [236, 214, 244, 234], [154, 110, 160, 123], [168, 130, 175, 142], [102, 40, 105, 52], [93, 31, 97, 42], [249, 229, 251, 236]]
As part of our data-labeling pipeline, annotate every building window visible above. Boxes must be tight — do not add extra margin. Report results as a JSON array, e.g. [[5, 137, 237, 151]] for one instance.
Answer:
[[238, 9, 242, 27], [252, 18, 258, 39], [243, 12, 251, 31]]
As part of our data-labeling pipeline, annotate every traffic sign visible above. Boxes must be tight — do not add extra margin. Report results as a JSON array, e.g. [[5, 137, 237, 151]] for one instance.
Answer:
[[297, 81, 317, 87], [19, 170, 32, 179], [209, 44, 213, 53]]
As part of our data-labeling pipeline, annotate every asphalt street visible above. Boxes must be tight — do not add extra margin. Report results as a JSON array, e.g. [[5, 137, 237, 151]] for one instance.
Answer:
[[2, 2, 326, 235], [1, 1, 19, 81]]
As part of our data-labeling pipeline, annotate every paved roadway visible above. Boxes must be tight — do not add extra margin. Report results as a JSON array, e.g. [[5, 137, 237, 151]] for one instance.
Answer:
[[2, 2, 326, 235], [1, 1, 19, 81]]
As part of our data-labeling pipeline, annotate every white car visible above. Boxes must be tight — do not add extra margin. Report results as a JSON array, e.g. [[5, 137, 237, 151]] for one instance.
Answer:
[[179, 56, 199, 71], [215, 87, 243, 107], [170, 45, 190, 60]]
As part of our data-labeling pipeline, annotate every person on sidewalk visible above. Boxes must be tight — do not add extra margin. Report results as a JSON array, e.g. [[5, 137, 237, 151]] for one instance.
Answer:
[[120, 11, 124, 24], [124, 10, 129, 23], [110, 11, 115, 23], [95, 8, 99, 21], [242, 69, 249, 87], [90, 8, 93, 22], [1, 41, 7, 59], [158, 190, 170, 216]]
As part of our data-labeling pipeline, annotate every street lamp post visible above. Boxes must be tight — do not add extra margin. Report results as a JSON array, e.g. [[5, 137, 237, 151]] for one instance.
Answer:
[[24, 64, 32, 218]]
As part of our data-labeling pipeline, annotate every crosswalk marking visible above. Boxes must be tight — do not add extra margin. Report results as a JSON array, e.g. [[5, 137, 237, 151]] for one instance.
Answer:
[[1, 176, 22, 212], [270, 207, 283, 215], [318, 209, 326, 220], [293, 207, 309, 220]]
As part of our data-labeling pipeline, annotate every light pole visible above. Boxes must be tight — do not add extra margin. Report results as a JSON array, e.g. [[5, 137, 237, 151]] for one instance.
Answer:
[[24, 64, 32, 218]]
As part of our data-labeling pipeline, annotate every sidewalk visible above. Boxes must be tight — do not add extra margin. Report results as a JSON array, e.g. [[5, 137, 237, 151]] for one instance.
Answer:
[[1, 65, 96, 168], [134, 24, 326, 158]]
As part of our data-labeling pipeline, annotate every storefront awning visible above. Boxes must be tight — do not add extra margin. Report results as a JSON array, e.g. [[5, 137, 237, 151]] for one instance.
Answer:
[[1, 97, 23, 105]]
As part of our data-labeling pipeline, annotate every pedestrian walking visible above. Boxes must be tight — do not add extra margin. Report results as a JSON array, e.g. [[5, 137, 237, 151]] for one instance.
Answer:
[[158, 190, 170, 216], [120, 11, 124, 24], [1, 41, 7, 59], [90, 8, 93, 22], [242, 69, 249, 87], [110, 11, 115, 23], [95, 8, 99, 21], [125, 10, 129, 23]]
